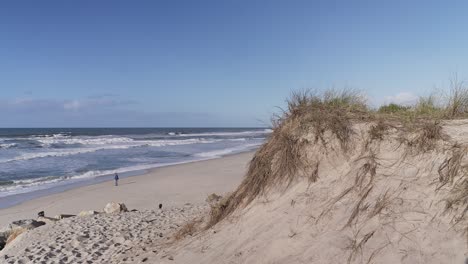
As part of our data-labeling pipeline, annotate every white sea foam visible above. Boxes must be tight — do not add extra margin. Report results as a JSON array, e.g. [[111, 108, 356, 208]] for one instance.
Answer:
[[33, 135, 134, 147], [144, 138, 220, 147], [3, 146, 131, 163], [0, 138, 219, 163], [0, 166, 155, 197], [177, 129, 272, 137], [227, 138, 249, 141], [31, 133, 70, 139], [195, 143, 261, 158], [0, 143, 17, 149]]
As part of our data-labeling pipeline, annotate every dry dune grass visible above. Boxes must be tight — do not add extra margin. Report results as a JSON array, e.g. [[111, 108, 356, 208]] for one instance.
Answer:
[[408, 121, 447, 152], [378, 77, 468, 120], [205, 89, 368, 229], [354, 152, 378, 190], [368, 119, 389, 141], [444, 177, 468, 224], [438, 147, 468, 225], [438, 147, 465, 190], [446, 77, 468, 118], [173, 218, 203, 241]]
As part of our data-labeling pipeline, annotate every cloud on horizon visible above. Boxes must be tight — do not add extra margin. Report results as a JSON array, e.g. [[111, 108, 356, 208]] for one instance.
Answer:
[[383, 92, 419, 106], [0, 95, 263, 127], [1, 94, 137, 113]]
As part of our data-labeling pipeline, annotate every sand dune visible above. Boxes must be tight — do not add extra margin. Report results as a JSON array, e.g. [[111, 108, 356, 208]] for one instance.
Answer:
[[164, 121, 467, 263]]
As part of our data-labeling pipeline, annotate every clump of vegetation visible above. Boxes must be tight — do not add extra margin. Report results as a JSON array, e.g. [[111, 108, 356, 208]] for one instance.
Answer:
[[322, 89, 368, 112], [207, 194, 234, 228], [414, 94, 443, 117], [206, 89, 368, 229], [282, 89, 367, 150], [378, 94, 445, 122], [174, 218, 203, 241], [378, 103, 410, 114], [206, 193, 222, 204], [368, 120, 389, 141], [407, 121, 446, 152], [446, 78, 468, 118]]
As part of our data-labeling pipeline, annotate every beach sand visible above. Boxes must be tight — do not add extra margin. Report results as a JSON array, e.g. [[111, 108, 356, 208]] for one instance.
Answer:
[[0, 152, 253, 227]]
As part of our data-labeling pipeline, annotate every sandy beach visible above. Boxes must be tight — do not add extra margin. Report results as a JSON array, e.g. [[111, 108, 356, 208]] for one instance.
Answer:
[[0, 152, 253, 227]]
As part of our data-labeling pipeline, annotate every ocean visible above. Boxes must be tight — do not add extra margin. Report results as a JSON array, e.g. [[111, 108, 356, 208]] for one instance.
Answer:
[[0, 128, 270, 207]]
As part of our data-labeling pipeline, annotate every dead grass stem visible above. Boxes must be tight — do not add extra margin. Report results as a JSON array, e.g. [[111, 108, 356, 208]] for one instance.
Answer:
[[438, 148, 464, 190], [405, 121, 446, 152], [173, 218, 203, 241], [368, 120, 389, 141], [347, 230, 375, 264]]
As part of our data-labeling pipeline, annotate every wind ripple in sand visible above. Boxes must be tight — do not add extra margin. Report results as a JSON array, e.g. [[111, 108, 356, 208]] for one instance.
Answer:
[[1, 204, 206, 264]]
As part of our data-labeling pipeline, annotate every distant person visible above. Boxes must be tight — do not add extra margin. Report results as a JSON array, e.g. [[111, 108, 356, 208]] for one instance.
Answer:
[[114, 173, 119, 186]]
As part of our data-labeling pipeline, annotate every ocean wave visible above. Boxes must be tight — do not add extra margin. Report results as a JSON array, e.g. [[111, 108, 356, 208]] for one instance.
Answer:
[[0, 167, 141, 197], [0, 180, 14, 186], [0, 143, 17, 149], [144, 138, 220, 147], [0, 138, 219, 163], [173, 129, 272, 137], [32, 133, 70, 138], [0, 158, 205, 197], [1, 146, 132, 163], [1, 130, 271, 149], [0, 176, 64, 197], [33, 135, 134, 147], [195, 143, 261, 158]]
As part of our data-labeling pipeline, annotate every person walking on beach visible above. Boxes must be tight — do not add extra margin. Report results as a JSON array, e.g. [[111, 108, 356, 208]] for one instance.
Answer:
[[114, 173, 119, 186]]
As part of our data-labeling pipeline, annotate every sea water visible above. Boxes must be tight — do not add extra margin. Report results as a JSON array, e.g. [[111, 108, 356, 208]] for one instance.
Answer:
[[0, 128, 270, 207]]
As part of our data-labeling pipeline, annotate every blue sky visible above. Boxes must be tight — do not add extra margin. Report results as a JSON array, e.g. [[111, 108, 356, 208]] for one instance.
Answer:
[[1, 0, 468, 127]]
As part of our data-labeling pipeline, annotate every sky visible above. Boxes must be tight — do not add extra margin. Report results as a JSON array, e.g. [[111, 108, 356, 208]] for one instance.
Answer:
[[1, 0, 468, 127]]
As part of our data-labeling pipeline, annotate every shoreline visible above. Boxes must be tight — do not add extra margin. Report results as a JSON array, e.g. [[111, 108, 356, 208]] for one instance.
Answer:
[[0, 146, 260, 210], [0, 151, 253, 227]]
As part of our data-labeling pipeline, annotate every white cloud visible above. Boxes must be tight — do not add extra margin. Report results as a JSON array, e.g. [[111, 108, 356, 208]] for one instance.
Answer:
[[383, 92, 418, 106], [63, 100, 81, 110]]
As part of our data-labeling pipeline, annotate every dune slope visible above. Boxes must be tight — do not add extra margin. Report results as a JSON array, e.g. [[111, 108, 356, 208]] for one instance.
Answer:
[[165, 97, 467, 264]]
